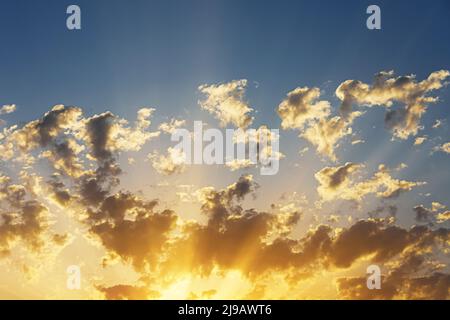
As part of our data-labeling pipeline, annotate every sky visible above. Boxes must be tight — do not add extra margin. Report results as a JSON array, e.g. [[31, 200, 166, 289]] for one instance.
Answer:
[[0, 0, 449, 299]]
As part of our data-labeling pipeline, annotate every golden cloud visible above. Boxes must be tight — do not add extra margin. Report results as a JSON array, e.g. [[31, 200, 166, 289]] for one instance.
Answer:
[[336, 70, 450, 139], [316, 163, 425, 202], [198, 80, 254, 128]]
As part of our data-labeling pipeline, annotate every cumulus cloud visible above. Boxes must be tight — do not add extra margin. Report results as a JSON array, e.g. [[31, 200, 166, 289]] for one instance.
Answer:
[[0, 200, 48, 256], [87, 192, 178, 271], [432, 202, 445, 212], [47, 174, 74, 207], [414, 136, 427, 146], [158, 118, 186, 134], [198, 80, 254, 128], [302, 113, 361, 161], [434, 142, 450, 154], [316, 163, 424, 202], [74, 111, 133, 206], [144, 177, 447, 294], [414, 205, 434, 223], [20, 107, 157, 206], [0, 105, 86, 177], [336, 70, 450, 139], [0, 172, 67, 257], [277, 86, 361, 161], [0, 105, 162, 216], [81, 175, 292, 285], [94, 207, 449, 299], [40, 139, 85, 178], [0, 104, 16, 126], [225, 159, 254, 171], [3, 105, 82, 160], [0, 104, 16, 115], [79, 108, 159, 160], [148, 147, 186, 175], [338, 251, 450, 299], [161, 183, 449, 298], [277, 87, 331, 129], [327, 221, 448, 268], [414, 203, 450, 224], [437, 211, 450, 223], [277, 70, 448, 160], [222, 125, 284, 171]]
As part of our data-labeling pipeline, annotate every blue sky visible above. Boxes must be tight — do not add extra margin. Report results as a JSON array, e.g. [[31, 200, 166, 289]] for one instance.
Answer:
[[1, 0, 449, 121]]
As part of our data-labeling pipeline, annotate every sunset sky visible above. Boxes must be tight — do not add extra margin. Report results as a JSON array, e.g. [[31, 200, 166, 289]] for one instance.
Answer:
[[0, 0, 449, 299]]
